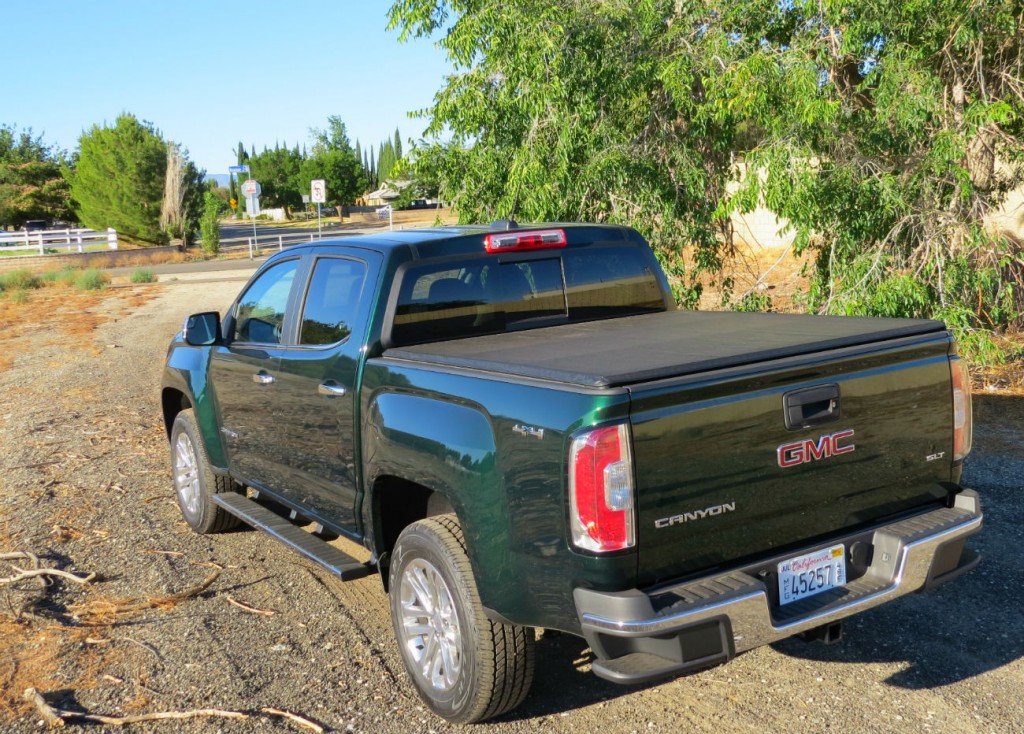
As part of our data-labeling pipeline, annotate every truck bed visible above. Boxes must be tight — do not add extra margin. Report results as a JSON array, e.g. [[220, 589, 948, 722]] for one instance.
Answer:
[[384, 310, 947, 388]]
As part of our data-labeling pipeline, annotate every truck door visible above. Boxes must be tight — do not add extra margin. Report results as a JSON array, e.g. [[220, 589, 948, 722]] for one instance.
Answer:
[[210, 257, 301, 490], [272, 252, 381, 534]]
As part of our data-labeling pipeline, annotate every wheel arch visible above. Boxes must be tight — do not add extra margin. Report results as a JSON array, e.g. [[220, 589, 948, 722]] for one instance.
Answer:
[[161, 350, 228, 469], [370, 474, 458, 591]]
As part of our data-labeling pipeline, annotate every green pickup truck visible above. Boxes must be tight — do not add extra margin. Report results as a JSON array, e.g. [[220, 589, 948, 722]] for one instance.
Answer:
[[161, 222, 981, 723]]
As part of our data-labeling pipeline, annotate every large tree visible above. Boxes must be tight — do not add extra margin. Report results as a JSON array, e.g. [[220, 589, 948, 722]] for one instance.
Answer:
[[299, 117, 367, 206], [68, 114, 169, 243], [0, 125, 72, 228], [249, 142, 304, 213], [388, 0, 739, 307], [389, 0, 1024, 354]]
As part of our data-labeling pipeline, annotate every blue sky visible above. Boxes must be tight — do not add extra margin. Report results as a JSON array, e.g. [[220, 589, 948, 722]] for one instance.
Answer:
[[0, 1, 452, 176]]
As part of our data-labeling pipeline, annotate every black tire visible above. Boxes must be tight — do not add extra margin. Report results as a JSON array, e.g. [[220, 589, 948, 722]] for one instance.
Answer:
[[388, 515, 535, 723], [170, 409, 242, 534]]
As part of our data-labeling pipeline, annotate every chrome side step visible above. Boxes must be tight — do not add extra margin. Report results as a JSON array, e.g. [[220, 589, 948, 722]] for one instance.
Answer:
[[213, 493, 372, 581]]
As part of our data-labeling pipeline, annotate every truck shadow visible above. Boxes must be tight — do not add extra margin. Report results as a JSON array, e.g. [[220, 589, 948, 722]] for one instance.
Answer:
[[772, 392, 1024, 689], [499, 631, 650, 720]]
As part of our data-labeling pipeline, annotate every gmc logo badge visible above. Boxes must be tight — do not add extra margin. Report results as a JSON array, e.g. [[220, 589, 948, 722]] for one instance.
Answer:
[[777, 429, 855, 468]]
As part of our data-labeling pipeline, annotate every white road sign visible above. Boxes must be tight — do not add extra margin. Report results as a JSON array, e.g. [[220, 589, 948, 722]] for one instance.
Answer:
[[311, 179, 326, 203], [241, 179, 261, 197]]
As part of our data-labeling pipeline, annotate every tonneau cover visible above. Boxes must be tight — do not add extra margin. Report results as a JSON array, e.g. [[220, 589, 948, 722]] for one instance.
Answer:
[[384, 310, 946, 388]]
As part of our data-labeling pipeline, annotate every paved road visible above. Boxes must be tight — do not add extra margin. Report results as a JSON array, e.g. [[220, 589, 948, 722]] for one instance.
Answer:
[[218, 220, 356, 252]]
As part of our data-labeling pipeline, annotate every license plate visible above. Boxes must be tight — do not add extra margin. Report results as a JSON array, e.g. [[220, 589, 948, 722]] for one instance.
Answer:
[[777, 544, 846, 605]]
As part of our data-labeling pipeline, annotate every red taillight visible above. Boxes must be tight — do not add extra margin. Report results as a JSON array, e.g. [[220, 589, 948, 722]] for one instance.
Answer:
[[484, 228, 567, 253], [951, 356, 973, 462], [568, 424, 635, 553]]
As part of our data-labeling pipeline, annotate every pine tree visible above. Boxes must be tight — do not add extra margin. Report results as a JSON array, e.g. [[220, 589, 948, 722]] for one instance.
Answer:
[[70, 114, 168, 243], [394, 128, 403, 162]]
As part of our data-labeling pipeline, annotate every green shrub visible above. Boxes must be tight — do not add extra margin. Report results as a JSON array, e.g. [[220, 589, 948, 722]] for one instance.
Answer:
[[74, 268, 110, 290], [8, 288, 30, 304], [130, 268, 156, 284], [199, 192, 221, 255], [0, 269, 40, 291], [39, 267, 79, 287]]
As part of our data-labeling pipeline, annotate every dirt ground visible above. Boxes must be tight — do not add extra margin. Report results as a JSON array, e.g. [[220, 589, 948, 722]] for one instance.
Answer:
[[1, 265, 1022, 733]]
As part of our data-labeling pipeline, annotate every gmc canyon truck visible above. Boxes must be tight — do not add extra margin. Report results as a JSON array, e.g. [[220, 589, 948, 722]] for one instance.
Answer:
[[162, 222, 981, 723]]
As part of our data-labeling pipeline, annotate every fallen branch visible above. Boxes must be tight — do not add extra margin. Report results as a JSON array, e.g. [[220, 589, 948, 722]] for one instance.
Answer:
[[226, 596, 275, 617], [24, 687, 248, 728], [0, 567, 96, 586], [71, 570, 219, 622], [0, 552, 95, 587], [261, 707, 324, 733]]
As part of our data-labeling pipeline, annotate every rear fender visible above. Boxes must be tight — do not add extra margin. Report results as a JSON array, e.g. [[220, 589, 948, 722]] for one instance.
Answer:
[[363, 392, 504, 599]]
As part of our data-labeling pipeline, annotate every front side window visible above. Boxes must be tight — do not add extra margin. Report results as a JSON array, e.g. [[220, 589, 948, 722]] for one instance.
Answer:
[[299, 258, 368, 346], [232, 260, 298, 344]]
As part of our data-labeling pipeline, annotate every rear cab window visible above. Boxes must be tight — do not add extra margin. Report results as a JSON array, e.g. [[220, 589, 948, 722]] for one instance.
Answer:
[[388, 235, 667, 347]]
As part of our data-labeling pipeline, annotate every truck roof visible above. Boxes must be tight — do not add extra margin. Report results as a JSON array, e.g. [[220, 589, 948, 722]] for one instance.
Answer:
[[287, 222, 637, 259]]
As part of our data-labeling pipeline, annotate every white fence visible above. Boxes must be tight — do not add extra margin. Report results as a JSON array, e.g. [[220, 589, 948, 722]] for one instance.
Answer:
[[0, 227, 118, 255]]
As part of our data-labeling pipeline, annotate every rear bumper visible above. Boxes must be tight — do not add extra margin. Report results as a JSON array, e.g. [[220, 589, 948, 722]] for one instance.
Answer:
[[574, 490, 982, 684]]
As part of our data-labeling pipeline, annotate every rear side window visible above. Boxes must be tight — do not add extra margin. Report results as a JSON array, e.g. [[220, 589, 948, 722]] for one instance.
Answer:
[[390, 245, 664, 346], [232, 260, 298, 344], [299, 258, 367, 345]]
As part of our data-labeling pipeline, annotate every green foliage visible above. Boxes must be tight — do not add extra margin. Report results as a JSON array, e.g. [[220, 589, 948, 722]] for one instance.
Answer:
[[39, 267, 79, 287], [732, 291, 774, 313], [389, 0, 738, 303], [0, 269, 39, 291], [130, 268, 156, 284], [68, 114, 168, 243], [301, 117, 366, 205], [199, 191, 221, 255], [0, 124, 72, 228], [179, 158, 207, 246], [249, 142, 304, 212], [238, 117, 369, 212], [389, 0, 1024, 362], [73, 268, 109, 290]]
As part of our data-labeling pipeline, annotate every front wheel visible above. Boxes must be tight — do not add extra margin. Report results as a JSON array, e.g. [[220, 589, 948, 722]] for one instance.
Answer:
[[170, 409, 242, 534], [389, 515, 535, 723]]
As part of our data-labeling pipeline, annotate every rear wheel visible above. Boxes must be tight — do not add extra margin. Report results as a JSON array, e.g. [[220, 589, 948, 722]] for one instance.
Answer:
[[170, 409, 241, 534], [389, 515, 535, 723]]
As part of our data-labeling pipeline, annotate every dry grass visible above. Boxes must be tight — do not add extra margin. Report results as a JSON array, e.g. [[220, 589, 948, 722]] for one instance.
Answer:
[[0, 287, 153, 364]]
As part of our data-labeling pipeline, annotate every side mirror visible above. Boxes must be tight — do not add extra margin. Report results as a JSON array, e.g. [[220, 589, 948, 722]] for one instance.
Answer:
[[183, 312, 222, 346]]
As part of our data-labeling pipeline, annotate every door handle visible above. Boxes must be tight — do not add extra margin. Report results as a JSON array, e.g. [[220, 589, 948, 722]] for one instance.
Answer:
[[252, 373, 275, 385], [318, 383, 347, 397]]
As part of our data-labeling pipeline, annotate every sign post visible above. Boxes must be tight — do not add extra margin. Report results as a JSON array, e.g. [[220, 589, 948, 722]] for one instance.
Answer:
[[241, 179, 261, 246], [228, 165, 250, 221], [311, 180, 326, 240]]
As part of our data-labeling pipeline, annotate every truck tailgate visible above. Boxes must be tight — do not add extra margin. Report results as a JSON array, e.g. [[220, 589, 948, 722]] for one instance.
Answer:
[[629, 330, 955, 586]]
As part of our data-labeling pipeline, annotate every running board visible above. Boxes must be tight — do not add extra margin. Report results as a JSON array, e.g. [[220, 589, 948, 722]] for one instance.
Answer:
[[213, 493, 372, 581]]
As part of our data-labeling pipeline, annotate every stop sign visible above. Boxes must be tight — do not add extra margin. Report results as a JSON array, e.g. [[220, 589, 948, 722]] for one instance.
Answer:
[[241, 179, 261, 197]]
